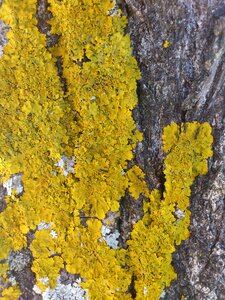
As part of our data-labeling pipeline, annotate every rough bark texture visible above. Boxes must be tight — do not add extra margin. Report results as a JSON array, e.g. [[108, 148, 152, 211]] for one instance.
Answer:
[[120, 0, 225, 299]]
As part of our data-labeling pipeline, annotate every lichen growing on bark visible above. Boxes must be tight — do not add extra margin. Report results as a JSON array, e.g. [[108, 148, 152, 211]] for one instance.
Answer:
[[0, 0, 213, 299], [127, 122, 213, 299]]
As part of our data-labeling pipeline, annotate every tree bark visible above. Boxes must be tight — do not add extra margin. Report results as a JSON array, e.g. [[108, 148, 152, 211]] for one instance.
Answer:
[[121, 0, 225, 299], [0, 1, 225, 299]]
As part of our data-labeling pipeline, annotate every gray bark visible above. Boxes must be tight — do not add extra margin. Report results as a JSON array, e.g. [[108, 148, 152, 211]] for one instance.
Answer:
[[120, 0, 225, 299]]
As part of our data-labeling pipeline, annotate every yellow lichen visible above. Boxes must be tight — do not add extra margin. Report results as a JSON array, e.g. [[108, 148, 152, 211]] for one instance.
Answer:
[[63, 219, 131, 299], [0, 0, 213, 298], [0, 0, 139, 297], [127, 165, 150, 199], [48, 0, 141, 219], [127, 122, 213, 299], [1, 285, 21, 300], [163, 39, 170, 48]]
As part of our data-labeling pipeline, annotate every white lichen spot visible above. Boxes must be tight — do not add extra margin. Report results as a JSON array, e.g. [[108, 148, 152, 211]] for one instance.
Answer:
[[8, 250, 31, 272], [143, 286, 148, 295], [41, 277, 88, 300], [3, 173, 23, 196], [202, 286, 210, 293], [159, 290, 166, 299], [50, 230, 58, 239], [9, 276, 17, 286], [38, 277, 49, 285], [0, 47, 3, 57], [38, 221, 53, 230], [101, 225, 120, 249], [137, 141, 144, 152], [174, 208, 185, 219], [33, 284, 42, 295], [54, 155, 75, 176]]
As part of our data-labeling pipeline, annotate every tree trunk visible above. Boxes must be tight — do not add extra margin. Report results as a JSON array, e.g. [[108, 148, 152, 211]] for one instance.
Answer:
[[0, 0, 224, 299]]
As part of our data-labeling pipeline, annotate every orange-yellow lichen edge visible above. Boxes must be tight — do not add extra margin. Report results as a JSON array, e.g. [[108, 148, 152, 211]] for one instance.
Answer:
[[127, 122, 213, 299]]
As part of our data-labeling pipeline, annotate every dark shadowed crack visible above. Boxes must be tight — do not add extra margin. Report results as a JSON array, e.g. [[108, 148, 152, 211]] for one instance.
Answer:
[[118, 192, 144, 248], [36, 0, 67, 93], [127, 274, 137, 299], [0, 19, 9, 57], [60, 269, 81, 286], [0, 185, 7, 212], [36, 0, 59, 48]]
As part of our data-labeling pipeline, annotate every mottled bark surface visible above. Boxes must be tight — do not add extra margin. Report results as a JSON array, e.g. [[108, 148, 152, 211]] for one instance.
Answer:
[[120, 0, 225, 299]]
